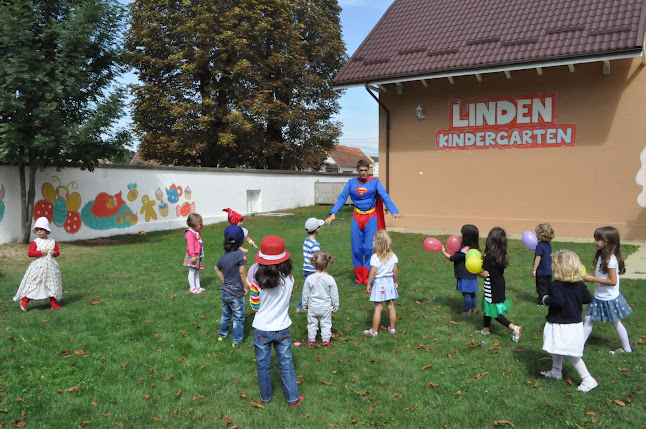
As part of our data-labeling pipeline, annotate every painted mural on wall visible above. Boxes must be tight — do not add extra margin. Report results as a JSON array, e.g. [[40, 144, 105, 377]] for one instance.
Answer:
[[0, 184, 5, 222], [636, 146, 646, 208], [33, 177, 83, 233], [29, 177, 197, 233], [436, 94, 576, 151]]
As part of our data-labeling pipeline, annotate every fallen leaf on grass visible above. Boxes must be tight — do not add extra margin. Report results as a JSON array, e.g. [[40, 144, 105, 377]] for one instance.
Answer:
[[250, 401, 265, 408], [0, 409, 7, 413], [565, 378, 573, 385], [173, 408, 179, 418], [102, 413, 111, 417], [453, 391, 462, 395], [239, 392, 246, 399], [353, 391, 369, 396], [449, 321, 459, 325], [177, 356, 186, 362], [87, 301, 100, 305], [66, 386, 80, 393], [91, 400, 97, 407], [162, 376, 172, 381], [422, 365, 432, 370], [16, 398, 25, 403], [12, 420, 27, 427], [609, 399, 626, 407], [176, 389, 181, 398], [74, 350, 86, 355], [223, 416, 233, 427], [514, 347, 528, 352], [427, 382, 439, 387], [404, 406, 418, 411], [620, 368, 628, 372], [302, 414, 310, 419], [79, 421, 91, 427], [545, 401, 551, 406], [321, 380, 332, 386], [41, 320, 50, 323], [494, 420, 516, 428]]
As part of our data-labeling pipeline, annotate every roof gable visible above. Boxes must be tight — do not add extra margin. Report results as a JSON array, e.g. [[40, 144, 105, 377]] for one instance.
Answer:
[[334, 0, 646, 86], [327, 145, 373, 166]]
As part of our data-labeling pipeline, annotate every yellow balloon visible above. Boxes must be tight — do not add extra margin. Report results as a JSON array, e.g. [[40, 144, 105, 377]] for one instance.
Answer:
[[581, 265, 587, 276], [465, 256, 483, 274]]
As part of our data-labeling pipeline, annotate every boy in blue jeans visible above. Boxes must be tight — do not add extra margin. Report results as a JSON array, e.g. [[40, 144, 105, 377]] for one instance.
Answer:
[[214, 225, 249, 347], [297, 218, 324, 312]]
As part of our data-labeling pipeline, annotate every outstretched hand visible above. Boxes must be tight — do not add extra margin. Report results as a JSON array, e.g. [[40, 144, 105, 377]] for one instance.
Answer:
[[392, 213, 404, 220], [324, 213, 335, 225]]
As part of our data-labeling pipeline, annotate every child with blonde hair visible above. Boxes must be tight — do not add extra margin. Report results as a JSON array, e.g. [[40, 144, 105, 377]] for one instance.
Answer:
[[183, 213, 204, 294], [583, 226, 632, 353], [533, 223, 554, 304], [302, 251, 339, 345], [364, 230, 399, 336], [540, 251, 597, 392]]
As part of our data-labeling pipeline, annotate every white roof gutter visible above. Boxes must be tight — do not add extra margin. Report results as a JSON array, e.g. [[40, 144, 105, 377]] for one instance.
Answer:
[[333, 50, 643, 90]]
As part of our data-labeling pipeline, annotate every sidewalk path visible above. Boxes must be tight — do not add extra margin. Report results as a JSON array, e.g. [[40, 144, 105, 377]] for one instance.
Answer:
[[391, 228, 646, 280]]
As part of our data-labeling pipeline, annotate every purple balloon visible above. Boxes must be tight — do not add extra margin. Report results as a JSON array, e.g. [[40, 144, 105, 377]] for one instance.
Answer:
[[522, 231, 538, 251]]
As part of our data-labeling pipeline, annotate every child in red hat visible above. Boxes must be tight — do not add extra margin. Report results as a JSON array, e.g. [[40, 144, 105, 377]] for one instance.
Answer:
[[222, 208, 258, 250], [249, 235, 304, 407]]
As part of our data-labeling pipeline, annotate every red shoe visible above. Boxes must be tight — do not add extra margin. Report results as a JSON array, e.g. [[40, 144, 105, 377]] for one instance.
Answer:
[[20, 297, 29, 312], [289, 395, 304, 407], [50, 298, 62, 309]]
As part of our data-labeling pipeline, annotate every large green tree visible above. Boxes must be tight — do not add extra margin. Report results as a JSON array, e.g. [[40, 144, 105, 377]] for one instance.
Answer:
[[0, 0, 131, 243], [127, 0, 345, 169]]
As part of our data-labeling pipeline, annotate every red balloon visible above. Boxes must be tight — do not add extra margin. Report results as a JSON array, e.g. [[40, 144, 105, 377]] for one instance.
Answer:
[[446, 235, 462, 255], [423, 237, 442, 253]]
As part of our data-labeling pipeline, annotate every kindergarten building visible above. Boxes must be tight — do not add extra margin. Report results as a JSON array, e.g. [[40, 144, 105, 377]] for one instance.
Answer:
[[333, 0, 646, 240]]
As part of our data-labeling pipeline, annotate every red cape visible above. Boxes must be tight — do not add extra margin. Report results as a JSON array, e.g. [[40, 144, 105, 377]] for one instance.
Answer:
[[364, 177, 386, 230]]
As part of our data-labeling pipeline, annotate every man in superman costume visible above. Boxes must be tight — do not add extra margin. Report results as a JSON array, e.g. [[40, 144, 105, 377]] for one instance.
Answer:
[[325, 159, 402, 284]]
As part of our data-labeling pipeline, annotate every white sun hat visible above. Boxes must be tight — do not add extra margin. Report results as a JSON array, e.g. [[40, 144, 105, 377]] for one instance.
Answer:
[[32, 217, 51, 233]]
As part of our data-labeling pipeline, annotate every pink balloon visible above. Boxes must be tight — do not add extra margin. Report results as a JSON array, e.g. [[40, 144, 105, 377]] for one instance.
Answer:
[[424, 237, 442, 253], [446, 235, 462, 255]]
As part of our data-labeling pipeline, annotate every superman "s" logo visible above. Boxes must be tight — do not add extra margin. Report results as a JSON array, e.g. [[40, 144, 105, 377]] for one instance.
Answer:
[[356, 187, 368, 196]]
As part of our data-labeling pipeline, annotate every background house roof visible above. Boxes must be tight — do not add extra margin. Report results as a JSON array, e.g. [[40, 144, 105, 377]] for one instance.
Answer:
[[334, 0, 646, 86], [327, 145, 373, 167]]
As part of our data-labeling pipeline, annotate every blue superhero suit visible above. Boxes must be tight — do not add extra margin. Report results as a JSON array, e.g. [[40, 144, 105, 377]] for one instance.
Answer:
[[330, 177, 399, 284]]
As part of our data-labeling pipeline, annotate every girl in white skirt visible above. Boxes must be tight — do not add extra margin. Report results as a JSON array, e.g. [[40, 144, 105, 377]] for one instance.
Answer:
[[541, 251, 597, 392], [364, 230, 399, 336], [14, 217, 63, 312], [583, 226, 632, 353]]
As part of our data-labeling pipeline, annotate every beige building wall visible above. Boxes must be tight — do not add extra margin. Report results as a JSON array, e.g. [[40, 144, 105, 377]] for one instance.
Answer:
[[378, 58, 646, 240]]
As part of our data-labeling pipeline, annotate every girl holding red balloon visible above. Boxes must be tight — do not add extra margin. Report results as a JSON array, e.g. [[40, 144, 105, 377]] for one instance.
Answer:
[[477, 227, 523, 342], [441, 225, 481, 315]]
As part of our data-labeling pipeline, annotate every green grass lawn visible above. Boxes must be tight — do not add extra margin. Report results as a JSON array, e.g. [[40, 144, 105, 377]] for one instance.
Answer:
[[0, 205, 643, 428]]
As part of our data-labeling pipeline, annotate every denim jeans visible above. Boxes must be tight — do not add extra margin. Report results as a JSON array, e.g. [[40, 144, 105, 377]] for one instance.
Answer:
[[219, 292, 245, 344], [253, 327, 299, 404], [462, 292, 477, 312], [298, 270, 314, 310]]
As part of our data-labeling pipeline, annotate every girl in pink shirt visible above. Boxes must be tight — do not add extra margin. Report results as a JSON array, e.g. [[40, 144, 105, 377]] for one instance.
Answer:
[[183, 213, 204, 294]]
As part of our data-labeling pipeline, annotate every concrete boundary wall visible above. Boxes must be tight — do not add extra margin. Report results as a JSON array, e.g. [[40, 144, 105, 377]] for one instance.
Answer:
[[0, 165, 353, 244]]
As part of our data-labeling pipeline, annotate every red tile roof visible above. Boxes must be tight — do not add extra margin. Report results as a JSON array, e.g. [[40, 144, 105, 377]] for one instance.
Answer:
[[334, 0, 646, 86], [328, 145, 373, 167]]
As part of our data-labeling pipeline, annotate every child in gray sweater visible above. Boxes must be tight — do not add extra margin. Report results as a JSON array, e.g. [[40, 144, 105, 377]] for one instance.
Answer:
[[302, 252, 339, 345]]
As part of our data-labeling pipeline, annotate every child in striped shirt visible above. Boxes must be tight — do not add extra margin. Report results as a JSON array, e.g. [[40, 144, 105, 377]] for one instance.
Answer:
[[296, 218, 324, 312]]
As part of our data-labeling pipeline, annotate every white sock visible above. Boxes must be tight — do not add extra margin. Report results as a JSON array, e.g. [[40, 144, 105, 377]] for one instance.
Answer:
[[551, 354, 563, 374], [583, 315, 593, 343], [611, 320, 632, 352], [188, 268, 197, 290], [194, 270, 201, 289], [567, 356, 590, 380]]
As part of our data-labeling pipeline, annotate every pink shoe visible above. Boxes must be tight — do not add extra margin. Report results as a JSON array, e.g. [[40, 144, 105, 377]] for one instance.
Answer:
[[363, 329, 378, 337], [307, 340, 315, 345], [289, 395, 305, 407], [189, 288, 200, 294], [322, 341, 330, 346]]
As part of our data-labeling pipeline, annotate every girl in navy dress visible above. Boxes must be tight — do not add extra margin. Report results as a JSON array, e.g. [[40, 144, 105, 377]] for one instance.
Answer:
[[540, 250, 597, 392], [441, 224, 480, 315], [582, 226, 632, 353]]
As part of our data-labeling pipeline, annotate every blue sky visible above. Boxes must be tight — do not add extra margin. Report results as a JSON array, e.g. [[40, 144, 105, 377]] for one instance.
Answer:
[[119, 0, 395, 157]]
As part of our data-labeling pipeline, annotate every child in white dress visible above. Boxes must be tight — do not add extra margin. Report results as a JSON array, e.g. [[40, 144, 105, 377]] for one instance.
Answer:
[[13, 217, 63, 311], [364, 230, 399, 336]]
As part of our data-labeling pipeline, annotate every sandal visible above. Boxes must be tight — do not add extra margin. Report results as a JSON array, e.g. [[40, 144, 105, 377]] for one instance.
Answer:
[[577, 378, 598, 393], [512, 325, 522, 342], [476, 329, 490, 335], [539, 369, 563, 380]]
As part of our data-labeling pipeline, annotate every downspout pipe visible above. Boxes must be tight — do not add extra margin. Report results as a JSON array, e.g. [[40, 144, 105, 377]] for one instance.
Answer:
[[365, 85, 391, 192]]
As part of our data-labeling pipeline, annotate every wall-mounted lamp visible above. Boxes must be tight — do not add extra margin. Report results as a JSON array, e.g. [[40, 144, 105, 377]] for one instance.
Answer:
[[416, 104, 425, 120]]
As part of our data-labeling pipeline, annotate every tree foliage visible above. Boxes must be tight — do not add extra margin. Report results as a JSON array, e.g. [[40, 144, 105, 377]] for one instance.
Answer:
[[0, 0, 130, 242], [127, 0, 345, 169]]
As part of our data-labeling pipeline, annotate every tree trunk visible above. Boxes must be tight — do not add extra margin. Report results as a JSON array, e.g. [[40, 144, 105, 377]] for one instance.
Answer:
[[19, 164, 37, 244]]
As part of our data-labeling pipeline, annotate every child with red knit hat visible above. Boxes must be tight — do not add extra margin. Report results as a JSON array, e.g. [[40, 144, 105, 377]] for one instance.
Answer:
[[223, 208, 258, 250]]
